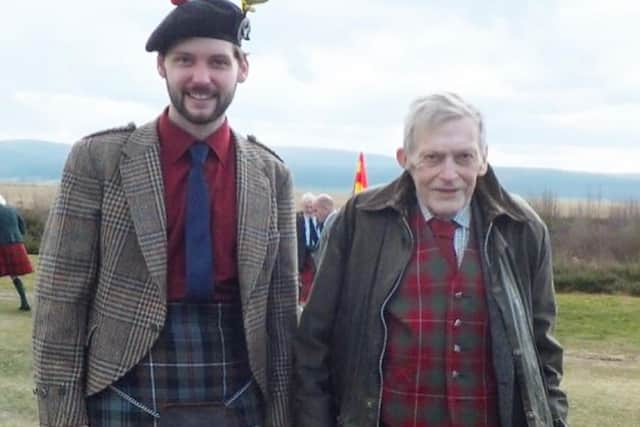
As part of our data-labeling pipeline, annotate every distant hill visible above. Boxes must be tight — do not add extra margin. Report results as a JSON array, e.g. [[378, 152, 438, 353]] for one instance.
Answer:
[[2, 140, 639, 201], [0, 139, 69, 182], [276, 147, 640, 201]]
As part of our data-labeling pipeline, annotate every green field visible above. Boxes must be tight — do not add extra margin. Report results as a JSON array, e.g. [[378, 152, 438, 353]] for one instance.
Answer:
[[1, 269, 639, 426]]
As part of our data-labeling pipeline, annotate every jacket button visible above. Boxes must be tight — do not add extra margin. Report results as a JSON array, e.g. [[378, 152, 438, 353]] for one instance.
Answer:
[[526, 411, 536, 420], [366, 399, 375, 408]]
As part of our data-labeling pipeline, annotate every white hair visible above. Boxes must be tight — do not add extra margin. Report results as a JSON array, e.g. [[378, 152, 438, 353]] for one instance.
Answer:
[[314, 193, 334, 209], [403, 92, 486, 158], [301, 192, 315, 203]]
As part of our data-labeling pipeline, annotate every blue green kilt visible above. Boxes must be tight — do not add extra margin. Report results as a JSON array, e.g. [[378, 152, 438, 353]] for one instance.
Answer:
[[87, 302, 264, 426]]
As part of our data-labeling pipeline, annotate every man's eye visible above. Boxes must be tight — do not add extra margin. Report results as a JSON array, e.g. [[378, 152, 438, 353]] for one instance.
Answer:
[[423, 154, 441, 163], [211, 58, 230, 67], [456, 153, 474, 163]]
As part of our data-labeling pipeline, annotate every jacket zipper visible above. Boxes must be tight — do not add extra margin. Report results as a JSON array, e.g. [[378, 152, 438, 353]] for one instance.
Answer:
[[375, 215, 413, 425], [483, 220, 494, 267]]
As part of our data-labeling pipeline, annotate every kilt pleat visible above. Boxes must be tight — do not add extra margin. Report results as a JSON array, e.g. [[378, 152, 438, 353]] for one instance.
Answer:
[[87, 302, 264, 427], [0, 243, 33, 277]]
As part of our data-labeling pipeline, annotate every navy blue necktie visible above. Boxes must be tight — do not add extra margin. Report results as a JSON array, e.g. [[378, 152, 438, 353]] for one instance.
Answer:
[[184, 142, 214, 302], [308, 217, 318, 248]]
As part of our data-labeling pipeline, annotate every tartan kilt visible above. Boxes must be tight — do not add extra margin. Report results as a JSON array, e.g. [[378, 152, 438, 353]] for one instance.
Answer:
[[0, 243, 33, 277], [87, 302, 264, 427], [298, 255, 315, 304]]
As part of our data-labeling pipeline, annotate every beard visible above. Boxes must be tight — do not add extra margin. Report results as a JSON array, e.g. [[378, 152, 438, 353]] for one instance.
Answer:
[[167, 82, 237, 126]]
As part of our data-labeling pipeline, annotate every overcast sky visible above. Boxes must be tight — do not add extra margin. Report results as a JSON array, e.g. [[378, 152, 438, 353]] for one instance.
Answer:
[[2, 0, 639, 174]]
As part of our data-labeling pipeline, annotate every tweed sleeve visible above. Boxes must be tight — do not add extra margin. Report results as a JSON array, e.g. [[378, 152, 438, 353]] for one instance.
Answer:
[[32, 139, 102, 426], [265, 165, 298, 427]]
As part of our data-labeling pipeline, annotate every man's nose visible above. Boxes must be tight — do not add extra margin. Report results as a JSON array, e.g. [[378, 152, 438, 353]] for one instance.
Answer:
[[439, 157, 458, 180], [191, 63, 210, 83]]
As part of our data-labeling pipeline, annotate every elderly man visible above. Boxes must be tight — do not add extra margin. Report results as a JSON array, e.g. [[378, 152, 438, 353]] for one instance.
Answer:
[[295, 92, 568, 427], [32, 1, 297, 426], [310, 193, 337, 268], [296, 192, 319, 304]]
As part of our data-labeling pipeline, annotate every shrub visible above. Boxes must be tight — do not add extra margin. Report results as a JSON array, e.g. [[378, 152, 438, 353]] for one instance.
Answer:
[[19, 207, 48, 254]]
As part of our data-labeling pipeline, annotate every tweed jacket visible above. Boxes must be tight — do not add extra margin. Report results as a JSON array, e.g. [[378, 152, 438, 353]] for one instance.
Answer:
[[32, 120, 298, 427], [311, 209, 338, 268], [0, 204, 26, 245]]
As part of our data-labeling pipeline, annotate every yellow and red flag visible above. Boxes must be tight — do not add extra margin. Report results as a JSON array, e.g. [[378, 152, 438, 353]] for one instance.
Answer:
[[352, 151, 369, 194]]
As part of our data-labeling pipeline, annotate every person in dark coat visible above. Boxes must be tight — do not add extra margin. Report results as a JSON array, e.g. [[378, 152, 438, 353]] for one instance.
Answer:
[[0, 194, 32, 311], [296, 192, 319, 304], [295, 93, 568, 427]]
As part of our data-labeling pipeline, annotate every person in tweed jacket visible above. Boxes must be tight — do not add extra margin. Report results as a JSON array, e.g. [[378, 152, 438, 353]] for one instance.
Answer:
[[295, 93, 568, 427], [32, 1, 297, 426]]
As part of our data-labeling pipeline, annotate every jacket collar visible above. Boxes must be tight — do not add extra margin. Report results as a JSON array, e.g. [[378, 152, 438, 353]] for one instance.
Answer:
[[357, 165, 528, 223]]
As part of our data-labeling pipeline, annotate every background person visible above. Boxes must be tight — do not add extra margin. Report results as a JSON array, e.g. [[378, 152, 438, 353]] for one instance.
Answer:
[[310, 193, 337, 269], [0, 194, 32, 311], [296, 192, 318, 304]]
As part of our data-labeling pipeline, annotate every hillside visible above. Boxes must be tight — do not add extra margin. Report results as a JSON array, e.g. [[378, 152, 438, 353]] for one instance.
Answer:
[[0, 139, 69, 182], [2, 140, 639, 200]]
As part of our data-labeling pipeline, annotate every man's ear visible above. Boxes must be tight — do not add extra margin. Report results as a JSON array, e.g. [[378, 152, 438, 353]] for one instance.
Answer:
[[237, 54, 249, 83], [157, 54, 167, 78], [396, 147, 408, 169], [478, 144, 488, 176]]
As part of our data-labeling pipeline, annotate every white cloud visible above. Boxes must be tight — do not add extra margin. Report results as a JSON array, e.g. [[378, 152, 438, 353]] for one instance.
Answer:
[[10, 91, 157, 143], [539, 105, 640, 134], [0, 0, 638, 174]]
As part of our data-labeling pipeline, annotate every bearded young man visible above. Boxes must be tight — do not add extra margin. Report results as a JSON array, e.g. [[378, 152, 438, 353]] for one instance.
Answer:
[[32, 1, 297, 426], [295, 92, 568, 427]]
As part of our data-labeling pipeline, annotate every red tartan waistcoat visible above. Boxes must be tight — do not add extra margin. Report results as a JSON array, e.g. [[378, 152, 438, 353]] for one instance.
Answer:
[[381, 209, 499, 427]]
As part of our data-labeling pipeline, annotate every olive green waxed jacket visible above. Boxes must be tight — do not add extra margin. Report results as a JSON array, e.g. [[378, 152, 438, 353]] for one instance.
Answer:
[[295, 166, 568, 427]]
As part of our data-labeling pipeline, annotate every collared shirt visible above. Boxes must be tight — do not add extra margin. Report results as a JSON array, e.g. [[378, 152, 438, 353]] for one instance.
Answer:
[[418, 202, 471, 268], [157, 108, 238, 301], [303, 214, 318, 248]]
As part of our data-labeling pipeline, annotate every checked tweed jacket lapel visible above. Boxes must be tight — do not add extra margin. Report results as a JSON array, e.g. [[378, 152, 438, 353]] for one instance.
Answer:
[[234, 131, 271, 306], [120, 123, 168, 303]]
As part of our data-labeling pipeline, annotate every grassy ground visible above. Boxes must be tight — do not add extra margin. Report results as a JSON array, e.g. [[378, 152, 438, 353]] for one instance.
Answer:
[[1, 268, 639, 426], [555, 294, 640, 426], [0, 273, 37, 427]]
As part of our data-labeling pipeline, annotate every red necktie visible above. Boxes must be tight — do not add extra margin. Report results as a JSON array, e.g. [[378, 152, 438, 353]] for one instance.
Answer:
[[429, 218, 457, 268]]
